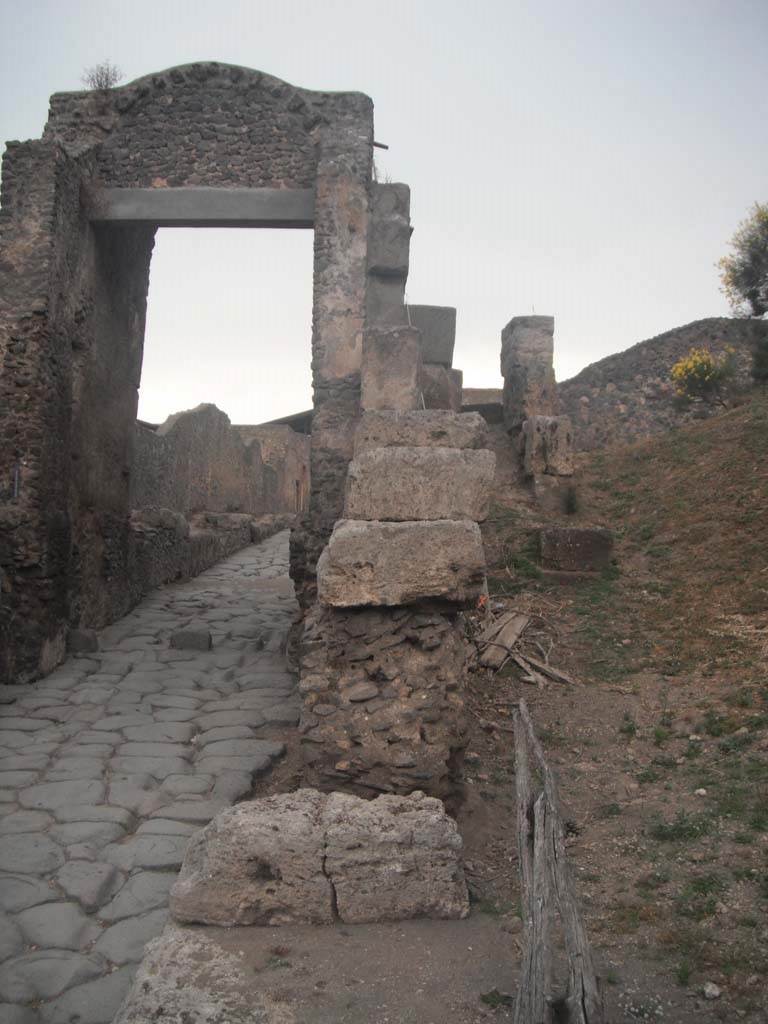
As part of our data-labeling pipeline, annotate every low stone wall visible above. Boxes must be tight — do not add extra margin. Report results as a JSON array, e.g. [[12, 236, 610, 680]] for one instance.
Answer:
[[132, 404, 310, 517], [558, 318, 766, 451], [126, 508, 295, 608]]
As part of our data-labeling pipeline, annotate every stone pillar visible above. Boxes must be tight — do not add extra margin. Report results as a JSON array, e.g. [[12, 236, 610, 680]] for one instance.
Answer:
[[365, 184, 411, 327], [500, 314, 558, 431]]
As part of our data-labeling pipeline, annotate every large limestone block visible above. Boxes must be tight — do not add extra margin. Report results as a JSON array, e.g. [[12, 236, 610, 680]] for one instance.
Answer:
[[344, 447, 495, 521], [169, 790, 333, 926], [354, 409, 488, 453], [316, 519, 486, 606], [168, 789, 468, 930], [539, 526, 614, 572], [522, 415, 574, 476], [361, 326, 422, 412], [407, 305, 456, 366], [421, 364, 463, 412], [501, 314, 558, 429], [323, 790, 469, 923]]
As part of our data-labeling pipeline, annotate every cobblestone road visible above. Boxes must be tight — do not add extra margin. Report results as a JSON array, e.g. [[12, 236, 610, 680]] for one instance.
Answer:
[[0, 532, 299, 1024]]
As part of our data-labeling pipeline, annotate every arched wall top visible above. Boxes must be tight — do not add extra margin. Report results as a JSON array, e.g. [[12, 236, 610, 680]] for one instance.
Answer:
[[42, 62, 374, 190]]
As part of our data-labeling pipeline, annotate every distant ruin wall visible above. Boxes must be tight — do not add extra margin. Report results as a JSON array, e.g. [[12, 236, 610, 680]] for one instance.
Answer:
[[558, 318, 766, 451], [235, 424, 310, 513]]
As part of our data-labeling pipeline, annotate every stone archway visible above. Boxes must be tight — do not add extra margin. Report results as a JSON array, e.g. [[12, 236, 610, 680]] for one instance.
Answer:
[[0, 63, 374, 684]]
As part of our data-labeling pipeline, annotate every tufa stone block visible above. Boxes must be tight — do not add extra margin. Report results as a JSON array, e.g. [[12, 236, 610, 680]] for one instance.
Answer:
[[522, 415, 574, 477], [500, 315, 558, 430], [170, 629, 212, 651], [361, 326, 422, 412], [354, 409, 488, 453], [407, 305, 456, 366], [539, 527, 614, 573], [169, 788, 468, 927], [367, 183, 411, 279], [316, 519, 486, 607], [421, 364, 463, 412], [344, 447, 495, 522]]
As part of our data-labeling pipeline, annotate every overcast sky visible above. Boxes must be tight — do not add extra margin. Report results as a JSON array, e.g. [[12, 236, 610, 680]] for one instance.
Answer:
[[1, 0, 766, 425]]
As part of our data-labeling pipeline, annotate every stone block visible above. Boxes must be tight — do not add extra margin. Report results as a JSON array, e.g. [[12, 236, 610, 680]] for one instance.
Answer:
[[345, 447, 495, 521], [316, 519, 486, 607], [366, 275, 408, 326], [420, 364, 463, 411], [539, 527, 614, 572], [170, 789, 333, 926], [323, 790, 469, 923], [500, 314, 558, 429], [67, 629, 99, 654], [407, 305, 456, 366], [361, 326, 422, 412], [170, 629, 212, 651], [354, 409, 488, 453], [367, 183, 411, 278], [169, 788, 467, 928], [522, 415, 574, 477]]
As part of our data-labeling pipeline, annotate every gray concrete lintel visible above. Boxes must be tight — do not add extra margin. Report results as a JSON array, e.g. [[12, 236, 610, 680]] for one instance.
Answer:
[[90, 187, 315, 228]]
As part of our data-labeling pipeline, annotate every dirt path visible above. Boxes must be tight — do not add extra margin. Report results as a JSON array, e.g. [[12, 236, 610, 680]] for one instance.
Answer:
[[0, 531, 299, 1023]]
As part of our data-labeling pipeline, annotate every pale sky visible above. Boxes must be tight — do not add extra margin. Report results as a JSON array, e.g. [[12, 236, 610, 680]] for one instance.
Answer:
[[1, 0, 766, 425]]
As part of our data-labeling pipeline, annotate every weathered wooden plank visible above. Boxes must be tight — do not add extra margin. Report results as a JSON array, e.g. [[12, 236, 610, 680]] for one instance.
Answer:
[[480, 614, 530, 669], [514, 792, 554, 1024]]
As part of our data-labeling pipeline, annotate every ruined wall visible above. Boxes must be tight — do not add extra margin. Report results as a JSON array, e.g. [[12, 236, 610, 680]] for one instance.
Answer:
[[131, 404, 266, 515], [234, 423, 310, 513], [0, 63, 373, 683], [559, 318, 765, 451]]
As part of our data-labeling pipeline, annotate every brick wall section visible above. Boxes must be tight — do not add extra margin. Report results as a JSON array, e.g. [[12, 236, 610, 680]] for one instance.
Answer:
[[558, 318, 766, 451]]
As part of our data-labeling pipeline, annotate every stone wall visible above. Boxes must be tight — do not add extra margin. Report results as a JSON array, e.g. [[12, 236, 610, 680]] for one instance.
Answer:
[[559, 317, 766, 451], [234, 423, 310, 513], [0, 63, 372, 683]]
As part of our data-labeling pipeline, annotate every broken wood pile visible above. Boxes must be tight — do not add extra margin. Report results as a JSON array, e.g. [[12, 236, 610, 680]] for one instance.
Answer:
[[512, 699, 604, 1024], [474, 610, 580, 686]]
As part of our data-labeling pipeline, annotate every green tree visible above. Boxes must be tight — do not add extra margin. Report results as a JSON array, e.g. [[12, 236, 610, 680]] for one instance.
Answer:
[[718, 202, 768, 317]]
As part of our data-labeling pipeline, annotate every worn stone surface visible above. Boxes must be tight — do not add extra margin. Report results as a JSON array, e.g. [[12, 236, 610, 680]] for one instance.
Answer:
[[171, 789, 467, 928], [407, 305, 456, 366], [539, 526, 615, 572], [360, 326, 422, 413], [170, 629, 212, 652], [0, 533, 299, 1021], [323, 790, 469, 923], [522, 415, 574, 477], [317, 519, 486, 607], [344, 447, 495, 522], [501, 314, 559, 431], [171, 790, 333, 927], [354, 409, 488, 454], [420, 364, 463, 412]]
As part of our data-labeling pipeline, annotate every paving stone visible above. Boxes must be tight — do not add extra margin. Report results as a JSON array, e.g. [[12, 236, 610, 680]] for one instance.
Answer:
[[69, 687, 116, 706], [148, 801, 226, 825], [0, 732, 34, 749], [0, 910, 24, 959], [117, 742, 192, 759], [0, 833, 65, 873], [0, 873, 56, 912], [153, 708, 200, 722], [16, 901, 102, 949], [119, 678, 164, 696], [0, 771, 39, 787], [55, 860, 123, 912], [53, 804, 135, 827], [145, 695, 200, 710], [94, 910, 169, 968], [196, 726, 255, 747], [104, 834, 189, 871], [0, 717, 50, 732], [198, 739, 285, 758], [99, 871, 174, 922], [136, 820, 199, 837], [261, 703, 300, 725], [110, 756, 190, 779], [212, 771, 252, 803], [19, 780, 105, 810], [195, 710, 265, 732], [161, 775, 211, 796], [0, 1003, 40, 1024], [194, 755, 273, 775], [91, 715, 154, 732], [72, 731, 121, 746], [107, 775, 164, 816], [45, 758, 106, 781], [122, 723, 196, 743], [58, 744, 114, 759], [38, 965, 137, 1024], [50, 822, 125, 847], [0, 810, 53, 834], [0, 950, 106, 1002]]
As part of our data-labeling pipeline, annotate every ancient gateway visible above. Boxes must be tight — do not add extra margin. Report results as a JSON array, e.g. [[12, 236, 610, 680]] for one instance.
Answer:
[[0, 63, 505, 799]]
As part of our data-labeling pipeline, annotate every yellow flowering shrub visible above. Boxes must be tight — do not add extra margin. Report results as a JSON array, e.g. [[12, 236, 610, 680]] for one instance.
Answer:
[[670, 347, 736, 407]]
